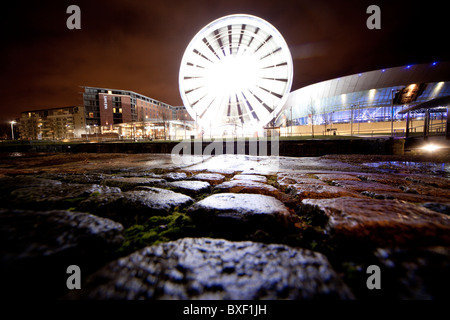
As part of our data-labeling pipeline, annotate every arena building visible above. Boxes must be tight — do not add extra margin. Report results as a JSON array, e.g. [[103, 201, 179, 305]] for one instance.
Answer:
[[277, 61, 450, 137]]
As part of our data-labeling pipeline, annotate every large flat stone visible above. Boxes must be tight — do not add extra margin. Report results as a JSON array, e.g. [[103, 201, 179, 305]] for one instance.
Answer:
[[277, 172, 326, 185], [362, 191, 449, 204], [162, 172, 188, 181], [231, 174, 267, 183], [302, 197, 450, 247], [0, 175, 62, 197], [406, 175, 450, 189], [167, 180, 211, 196], [37, 172, 114, 184], [420, 202, 450, 215], [214, 180, 282, 199], [288, 184, 363, 200], [187, 193, 292, 238], [190, 173, 226, 185], [405, 184, 450, 198], [8, 183, 121, 210], [79, 188, 194, 226], [314, 173, 362, 182], [333, 180, 402, 193], [66, 238, 355, 300], [101, 177, 167, 191], [0, 208, 124, 299], [357, 173, 413, 186]]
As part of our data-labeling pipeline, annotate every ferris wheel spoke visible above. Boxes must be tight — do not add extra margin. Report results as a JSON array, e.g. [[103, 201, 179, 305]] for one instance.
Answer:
[[260, 47, 282, 60], [257, 86, 284, 99], [241, 92, 260, 121], [262, 61, 288, 69], [247, 89, 273, 113], [202, 39, 221, 60]]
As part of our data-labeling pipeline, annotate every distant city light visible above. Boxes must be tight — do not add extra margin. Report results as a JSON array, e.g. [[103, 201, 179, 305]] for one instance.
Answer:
[[422, 144, 441, 152], [381, 69, 386, 73], [432, 62, 438, 66], [406, 65, 412, 69]]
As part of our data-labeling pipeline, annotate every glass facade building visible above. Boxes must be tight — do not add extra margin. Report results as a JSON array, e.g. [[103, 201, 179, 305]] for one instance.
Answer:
[[279, 62, 450, 132]]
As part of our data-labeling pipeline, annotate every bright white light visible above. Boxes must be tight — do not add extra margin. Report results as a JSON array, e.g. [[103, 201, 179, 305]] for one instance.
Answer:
[[422, 144, 441, 152], [369, 89, 376, 100], [179, 14, 293, 129], [431, 81, 445, 99], [204, 54, 258, 98]]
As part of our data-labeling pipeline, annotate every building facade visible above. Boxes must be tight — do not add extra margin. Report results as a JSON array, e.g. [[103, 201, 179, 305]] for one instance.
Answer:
[[19, 106, 85, 140], [174, 106, 194, 121], [82, 86, 177, 128], [278, 62, 450, 136], [18, 87, 192, 141]]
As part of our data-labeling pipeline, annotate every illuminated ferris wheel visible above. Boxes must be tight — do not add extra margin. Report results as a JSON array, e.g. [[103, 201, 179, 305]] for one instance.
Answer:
[[179, 14, 293, 131]]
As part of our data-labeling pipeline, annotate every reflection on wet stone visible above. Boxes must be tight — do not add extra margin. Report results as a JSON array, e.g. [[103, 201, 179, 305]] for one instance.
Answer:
[[0, 152, 449, 300], [66, 238, 355, 300]]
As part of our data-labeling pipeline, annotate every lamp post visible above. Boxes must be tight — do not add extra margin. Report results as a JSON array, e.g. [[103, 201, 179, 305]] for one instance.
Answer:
[[290, 106, 293, 137], [391, 89, 400, 137], [391, 90, 394, 137], [10, 120, 16, 140]]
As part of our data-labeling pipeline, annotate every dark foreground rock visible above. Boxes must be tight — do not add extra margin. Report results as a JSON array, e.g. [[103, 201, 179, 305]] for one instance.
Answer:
[[0, 175, 63, 203], [302, 197, 450, 247], [0, 208, 124, 299], [66, 237, 355, 300], [79, 188, 194, 226], [101, 177, 167, 191], [187, 193, 294, 239], [7, 183, 121, 210], [374, 246, 450, 299]]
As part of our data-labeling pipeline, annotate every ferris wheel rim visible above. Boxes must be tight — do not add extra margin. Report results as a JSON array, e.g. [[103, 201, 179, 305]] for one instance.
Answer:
[[179, 14, 293, 129]]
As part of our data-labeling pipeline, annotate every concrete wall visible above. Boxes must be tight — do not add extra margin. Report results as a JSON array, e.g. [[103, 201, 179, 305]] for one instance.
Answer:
[[0, 138, 404, 156]]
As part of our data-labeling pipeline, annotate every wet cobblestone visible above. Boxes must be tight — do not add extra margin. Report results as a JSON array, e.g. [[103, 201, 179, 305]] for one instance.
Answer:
[[0, 152, 449, 300]]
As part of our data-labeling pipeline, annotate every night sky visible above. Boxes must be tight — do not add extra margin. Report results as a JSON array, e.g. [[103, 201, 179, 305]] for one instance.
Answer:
[[1, 0, 448, 121]]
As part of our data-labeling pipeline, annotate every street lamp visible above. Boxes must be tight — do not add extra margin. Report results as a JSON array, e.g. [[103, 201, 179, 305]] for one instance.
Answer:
[[391, 89, 400, 137], [85, 125, 90, 141], [10, 120, 16, 140]]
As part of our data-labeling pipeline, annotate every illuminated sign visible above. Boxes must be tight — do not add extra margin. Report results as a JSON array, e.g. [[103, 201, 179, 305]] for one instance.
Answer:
[[393, 83, 427, 104]]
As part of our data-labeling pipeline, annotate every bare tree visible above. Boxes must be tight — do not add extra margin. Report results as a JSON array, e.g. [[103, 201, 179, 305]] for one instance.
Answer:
[[306, 98, 317, 138]]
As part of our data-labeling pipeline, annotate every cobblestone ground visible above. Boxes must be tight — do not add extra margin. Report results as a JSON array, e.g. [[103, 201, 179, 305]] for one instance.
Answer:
[[0, 152, 449, 300]]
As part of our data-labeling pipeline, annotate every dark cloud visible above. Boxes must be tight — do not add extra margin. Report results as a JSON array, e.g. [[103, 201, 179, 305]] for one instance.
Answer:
[[1, 0, 448, 121]]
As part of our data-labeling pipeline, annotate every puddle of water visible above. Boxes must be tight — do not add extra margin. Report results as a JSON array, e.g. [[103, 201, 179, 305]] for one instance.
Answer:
[[362, 161, 450, 177]]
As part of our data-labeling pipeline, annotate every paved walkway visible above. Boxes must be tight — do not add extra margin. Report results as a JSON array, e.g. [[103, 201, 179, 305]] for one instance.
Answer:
[[0, 152, 449, 299]]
